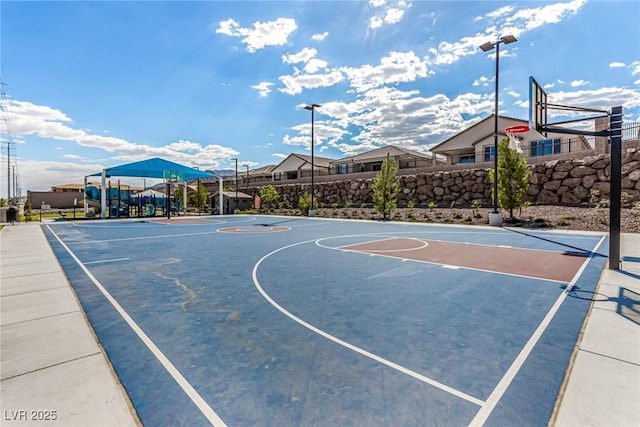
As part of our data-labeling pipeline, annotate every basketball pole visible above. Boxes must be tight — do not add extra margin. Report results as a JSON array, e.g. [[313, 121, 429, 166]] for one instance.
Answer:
[[609, 106, 623, 270]]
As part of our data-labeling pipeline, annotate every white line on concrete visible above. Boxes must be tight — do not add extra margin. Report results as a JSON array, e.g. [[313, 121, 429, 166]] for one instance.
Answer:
[[252, 238, 485, 407], [468, 235, 606, 427], [46, 225, 227, 427], [83, 258, 131, 265]]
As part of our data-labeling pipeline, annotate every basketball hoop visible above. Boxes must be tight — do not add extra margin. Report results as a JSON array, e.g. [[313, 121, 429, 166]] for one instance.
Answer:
[[505, 125, 528, 153]]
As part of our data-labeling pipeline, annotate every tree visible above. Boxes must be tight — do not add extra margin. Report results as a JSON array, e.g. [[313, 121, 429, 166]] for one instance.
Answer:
[[258, 185, 279, 211], [489, 137, 531, 219], [190, 182, 208, 210], [24, 199, 32, 222], [298, 191, 316, 215], [372, 153, 400, 220]]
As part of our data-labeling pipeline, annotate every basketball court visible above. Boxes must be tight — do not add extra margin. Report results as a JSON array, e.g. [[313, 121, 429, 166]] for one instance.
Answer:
[[43, 215, 607, 426]]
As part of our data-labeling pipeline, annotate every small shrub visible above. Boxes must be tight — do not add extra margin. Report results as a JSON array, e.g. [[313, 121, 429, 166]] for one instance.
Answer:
[[428, 201, 437, 209], [471, 200, 481, 218]]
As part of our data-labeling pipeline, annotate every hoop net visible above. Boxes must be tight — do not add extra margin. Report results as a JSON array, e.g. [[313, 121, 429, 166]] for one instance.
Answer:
[[505, 125, 528, 154]]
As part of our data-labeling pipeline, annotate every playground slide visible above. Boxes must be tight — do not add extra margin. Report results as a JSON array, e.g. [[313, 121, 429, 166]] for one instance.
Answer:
[[84, 186, 102, 218]]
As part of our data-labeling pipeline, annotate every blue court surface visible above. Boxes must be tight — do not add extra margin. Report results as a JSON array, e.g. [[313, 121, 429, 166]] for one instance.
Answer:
[[43, 215, 608, 426]]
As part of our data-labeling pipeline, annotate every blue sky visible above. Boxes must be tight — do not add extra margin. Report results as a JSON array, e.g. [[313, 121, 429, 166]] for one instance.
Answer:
[[1, 0, 639, 194]]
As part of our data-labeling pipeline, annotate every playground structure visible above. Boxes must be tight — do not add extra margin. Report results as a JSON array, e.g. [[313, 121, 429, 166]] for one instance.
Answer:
[[84, 157, 223, 219], [84, 185, 172, 219]]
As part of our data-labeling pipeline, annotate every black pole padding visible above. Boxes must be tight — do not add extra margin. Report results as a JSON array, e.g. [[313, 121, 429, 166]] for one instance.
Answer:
[[166, 182, 171, 220], [608, 106, 623, 270]]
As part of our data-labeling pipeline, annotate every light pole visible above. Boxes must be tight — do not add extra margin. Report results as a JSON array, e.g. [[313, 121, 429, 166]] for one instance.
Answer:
[[230, 158, 238, 213], [480, 34, 517, 226], [303, 103, 321, 216], [243, 165, 249, 193]]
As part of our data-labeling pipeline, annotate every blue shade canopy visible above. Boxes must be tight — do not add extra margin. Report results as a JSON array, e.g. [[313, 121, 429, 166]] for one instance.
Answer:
[[89, 157, 216, 180]]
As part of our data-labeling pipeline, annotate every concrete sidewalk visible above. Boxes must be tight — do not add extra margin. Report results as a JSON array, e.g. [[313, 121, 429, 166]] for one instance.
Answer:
[[1, 221, 138, 426], [553, 233, 640, 427], [1, 221, 638, 426]]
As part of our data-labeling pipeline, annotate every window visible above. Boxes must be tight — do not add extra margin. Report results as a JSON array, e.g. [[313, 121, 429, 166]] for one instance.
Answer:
[[370, 162, 382, 171], [399, 159, 415, 169], [484, 146, 495, 162], [530, 139, 561, 157], [459, 154, 475, 164], [335, 164, 348, 174]]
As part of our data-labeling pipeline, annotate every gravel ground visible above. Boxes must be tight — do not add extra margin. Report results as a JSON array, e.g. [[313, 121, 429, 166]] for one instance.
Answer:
[[495, 205, 640, 233], [309, 205, 640, 233]]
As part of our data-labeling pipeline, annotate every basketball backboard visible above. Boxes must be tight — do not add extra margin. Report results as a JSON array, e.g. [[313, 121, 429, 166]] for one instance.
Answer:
[[529, 76, 547, 137]]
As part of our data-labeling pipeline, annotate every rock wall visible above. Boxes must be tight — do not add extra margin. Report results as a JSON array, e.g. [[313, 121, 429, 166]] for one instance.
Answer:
[[253, 148, 640, 208]]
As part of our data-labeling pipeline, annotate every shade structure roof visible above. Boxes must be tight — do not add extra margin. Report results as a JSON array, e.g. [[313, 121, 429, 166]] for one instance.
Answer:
[[89, 157, 216, 181]]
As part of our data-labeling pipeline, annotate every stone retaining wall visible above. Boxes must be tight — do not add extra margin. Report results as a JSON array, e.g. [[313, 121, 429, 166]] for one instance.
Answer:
[[250, 148, 640, 208]]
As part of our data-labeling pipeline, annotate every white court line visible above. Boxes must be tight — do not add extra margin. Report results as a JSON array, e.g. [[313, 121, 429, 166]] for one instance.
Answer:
[[64, 230, 221, 244], [337, 237, 429, 253], [46, 225, 227, 427], [252, 238, 484, 407], [83, 257, 131, 265], [316, 235, 571, 285], [468, 235, 606, 427]]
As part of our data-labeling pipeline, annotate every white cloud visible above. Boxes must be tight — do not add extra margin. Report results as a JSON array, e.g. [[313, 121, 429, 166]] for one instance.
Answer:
[[3, 99, 240, 175], [384, 8, 405, 25], [609, 62, 626, 68], [251, 81, 275, 97], [369, 16, 384, 29], [430, 0, 586, 67], [486, 5, 515, 19], [165, 140, 203, 152], [549, 86, 640, 116], [216, 17, 297, 52], [282, 47, 317, 64], [342, 51, 428, 92], [570, 80, 589, 87], [631, 61, 640, 75], [19, 159, 106, 191], [272, 153, 288, 159], [63, 154, 83, 159], [278, 70, 344, 95], [304, 58, 328, 74], [311, 32, 329, 41], [473, 76, 490, 87], [368, 0, 410, 29], [286, 86, 495, 157], [506, 0, 587, 32]]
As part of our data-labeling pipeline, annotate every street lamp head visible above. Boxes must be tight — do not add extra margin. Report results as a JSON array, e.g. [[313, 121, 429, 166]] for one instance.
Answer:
[[304, 104, 322, 111], [501, 34, 517, 44], [479, 41, 495, 52]]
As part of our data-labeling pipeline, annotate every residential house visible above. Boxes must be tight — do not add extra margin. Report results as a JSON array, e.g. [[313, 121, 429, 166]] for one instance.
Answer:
[[242, 164, 277, 187], [271, 153, 333, 181], [330, 145, 445, 175], [429, 115, 592, 166]]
